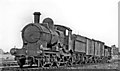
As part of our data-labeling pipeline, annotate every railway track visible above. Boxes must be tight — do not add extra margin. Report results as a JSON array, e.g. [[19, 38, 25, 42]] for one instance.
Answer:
[[1, 60, 119, 71]]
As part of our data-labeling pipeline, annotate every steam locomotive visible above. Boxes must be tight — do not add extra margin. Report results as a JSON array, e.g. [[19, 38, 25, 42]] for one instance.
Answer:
[[10, 12, 112, 68]]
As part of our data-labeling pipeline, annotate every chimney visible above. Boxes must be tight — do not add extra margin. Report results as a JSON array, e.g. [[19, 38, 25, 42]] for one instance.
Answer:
[[33, 12, 41, 23]]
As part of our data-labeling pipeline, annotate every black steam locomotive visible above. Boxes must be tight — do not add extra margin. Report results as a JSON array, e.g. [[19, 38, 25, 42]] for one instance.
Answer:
[[10, 12, 112, 68]]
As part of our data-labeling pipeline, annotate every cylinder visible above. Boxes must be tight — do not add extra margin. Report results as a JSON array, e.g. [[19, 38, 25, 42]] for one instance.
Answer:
[[33, 12, 41, 23]]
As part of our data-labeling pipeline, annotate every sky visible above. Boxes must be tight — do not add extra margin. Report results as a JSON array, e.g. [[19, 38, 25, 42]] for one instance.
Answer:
[[0, 0, 119, 52]]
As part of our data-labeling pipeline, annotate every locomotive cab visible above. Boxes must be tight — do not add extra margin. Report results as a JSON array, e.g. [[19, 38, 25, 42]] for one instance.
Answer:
[[55, 25, 73, 52]]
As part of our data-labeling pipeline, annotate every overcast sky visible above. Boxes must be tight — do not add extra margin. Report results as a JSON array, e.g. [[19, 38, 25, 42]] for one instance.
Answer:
[[0, 0, 119, 52]]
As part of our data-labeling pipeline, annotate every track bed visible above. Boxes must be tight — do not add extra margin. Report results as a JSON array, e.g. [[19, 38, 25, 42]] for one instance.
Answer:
[[1, 61, 119, 71]]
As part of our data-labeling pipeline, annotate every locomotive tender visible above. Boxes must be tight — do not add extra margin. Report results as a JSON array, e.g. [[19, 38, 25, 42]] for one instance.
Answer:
[[10, 12, 112, 68]]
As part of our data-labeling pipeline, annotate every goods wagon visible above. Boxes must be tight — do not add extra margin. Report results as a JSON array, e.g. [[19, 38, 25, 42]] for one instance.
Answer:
[[73, 34, 86, 53], [102, 45, 112, 62], [86, 38, 94, 55], [99, 41, 105, 56], [92, 39, 100, 57], [104, 45, 112, 58]]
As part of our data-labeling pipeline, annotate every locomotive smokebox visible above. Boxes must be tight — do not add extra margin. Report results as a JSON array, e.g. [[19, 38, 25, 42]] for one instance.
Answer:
[[33, 12, 41, 23]]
